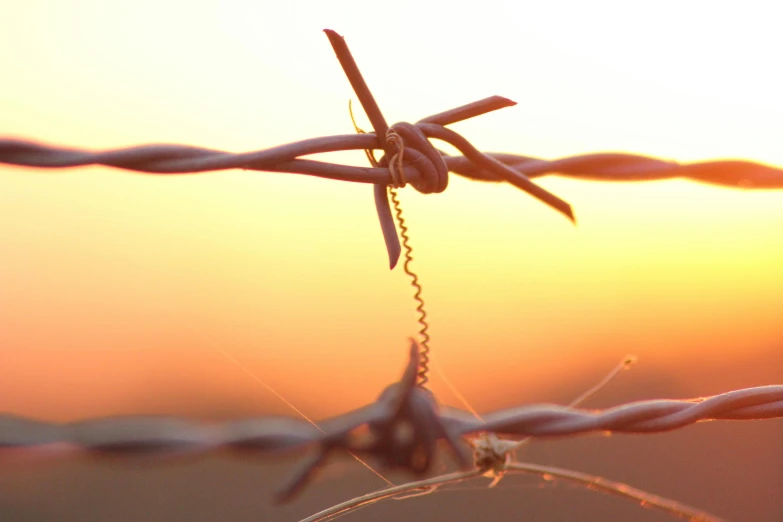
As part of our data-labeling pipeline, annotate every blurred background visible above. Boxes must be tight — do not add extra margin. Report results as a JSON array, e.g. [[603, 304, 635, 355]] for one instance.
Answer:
[[1, 0, 781, 520]]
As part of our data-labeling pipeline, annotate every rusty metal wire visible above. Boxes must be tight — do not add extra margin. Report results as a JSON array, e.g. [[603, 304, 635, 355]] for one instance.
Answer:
[[2, 342, 781, 502]]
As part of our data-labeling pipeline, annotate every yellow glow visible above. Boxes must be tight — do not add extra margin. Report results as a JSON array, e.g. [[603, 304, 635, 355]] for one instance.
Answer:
[[1, 0, 781, 421]]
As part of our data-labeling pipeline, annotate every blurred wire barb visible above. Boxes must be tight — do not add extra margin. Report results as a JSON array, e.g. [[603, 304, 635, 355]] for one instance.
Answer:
[[2, 342, 781, 502], [3, 386, 780, 453]]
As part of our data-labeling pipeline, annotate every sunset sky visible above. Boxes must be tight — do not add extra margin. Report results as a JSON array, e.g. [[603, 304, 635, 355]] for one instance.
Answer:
[[1, 0, 782, 424]]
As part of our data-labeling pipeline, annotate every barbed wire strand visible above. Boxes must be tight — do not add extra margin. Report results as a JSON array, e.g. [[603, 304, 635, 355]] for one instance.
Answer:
[[506, 354, 637, 458], [1, 386, 780, 454], [4, 138, 781, 189], [305, 357, 662, 521], [311, 352, 715, 522], [4, 34, 781, 270], [2, 31, 780, 242], [3, 41, 782, 272]]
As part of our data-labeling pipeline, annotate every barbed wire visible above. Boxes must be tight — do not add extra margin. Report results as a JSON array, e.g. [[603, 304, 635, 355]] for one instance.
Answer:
[[1, 29, 781, 270], [3, 139, 780, 188], [1, 28, 781, 519], [2, 341, 781, 502]]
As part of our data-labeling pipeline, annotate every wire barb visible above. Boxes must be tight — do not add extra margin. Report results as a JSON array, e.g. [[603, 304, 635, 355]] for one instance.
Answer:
[[2, 382, 780, 469], [2, 28, 782, 272], [0, 348, 780, 521]]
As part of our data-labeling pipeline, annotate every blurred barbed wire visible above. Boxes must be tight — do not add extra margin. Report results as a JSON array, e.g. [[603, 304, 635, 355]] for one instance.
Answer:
[[2, 341, 781, 502]]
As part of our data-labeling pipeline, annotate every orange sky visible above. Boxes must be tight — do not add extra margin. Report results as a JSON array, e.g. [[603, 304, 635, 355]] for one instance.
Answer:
[[1, 1, 782, 422]]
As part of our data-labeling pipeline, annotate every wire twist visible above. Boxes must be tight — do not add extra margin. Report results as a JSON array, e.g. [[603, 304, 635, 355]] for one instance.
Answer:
[[1, 344, 780, 506], [350, 103, 431, 386], [388, 188, 431, 387], [1, 385, 780, 454], [385, 129, 406, 188]]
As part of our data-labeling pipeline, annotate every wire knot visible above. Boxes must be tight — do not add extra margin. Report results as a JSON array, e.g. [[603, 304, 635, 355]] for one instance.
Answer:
[[360, 339, 471, 474], [382, 122, 448, 194], [275, 339, 471, 501]]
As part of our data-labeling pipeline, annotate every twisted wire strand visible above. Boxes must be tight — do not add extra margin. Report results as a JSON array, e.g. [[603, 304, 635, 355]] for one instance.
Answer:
[[388, 187, 431, 387], [1, 385, 780, 455], [3, 139, 782, 189], [446, 384, 783, 437], [3, 26, 782, 274], [446, 152, 783, 188]]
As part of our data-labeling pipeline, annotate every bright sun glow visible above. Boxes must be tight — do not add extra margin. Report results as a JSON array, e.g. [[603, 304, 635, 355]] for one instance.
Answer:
[[1, 0, 781, 421]]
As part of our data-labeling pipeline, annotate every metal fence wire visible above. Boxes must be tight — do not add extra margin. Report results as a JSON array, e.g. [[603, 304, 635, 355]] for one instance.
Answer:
[[1, 28, 781, 521], [1, 342, 782, 507], [2, 343, 782, 488], [1, 31, 782, 267]]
